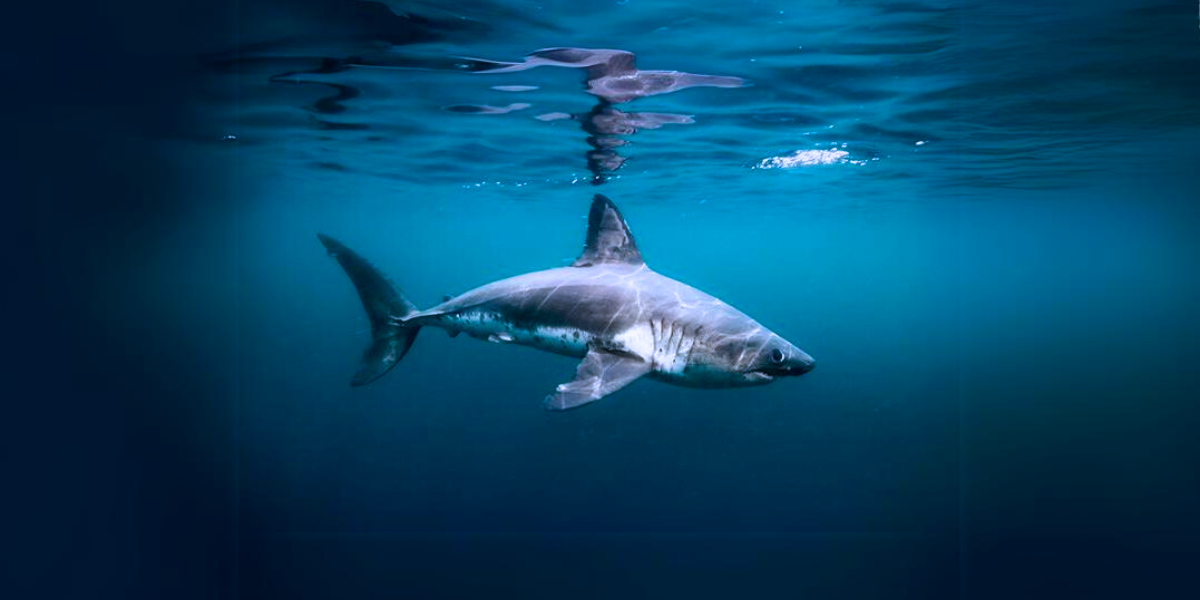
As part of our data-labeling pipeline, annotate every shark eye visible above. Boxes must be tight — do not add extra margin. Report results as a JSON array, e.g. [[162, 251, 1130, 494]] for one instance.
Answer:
[[770, 348, 786, 364]]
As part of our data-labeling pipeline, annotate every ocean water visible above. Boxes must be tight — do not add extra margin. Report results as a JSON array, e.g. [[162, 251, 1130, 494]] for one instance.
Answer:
[[16, 1, 1200, 599]]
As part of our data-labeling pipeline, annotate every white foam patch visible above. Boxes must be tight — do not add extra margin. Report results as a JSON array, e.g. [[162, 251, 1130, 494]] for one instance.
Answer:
[[755, 149, 865, 169]]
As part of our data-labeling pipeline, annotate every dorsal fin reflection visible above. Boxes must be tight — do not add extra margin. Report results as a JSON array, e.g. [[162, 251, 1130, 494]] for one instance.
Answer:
[[474, 47, 746, 184]]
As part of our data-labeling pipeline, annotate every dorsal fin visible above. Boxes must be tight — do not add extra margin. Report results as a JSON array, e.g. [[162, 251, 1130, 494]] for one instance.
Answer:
[[573, 194, 643, 267]]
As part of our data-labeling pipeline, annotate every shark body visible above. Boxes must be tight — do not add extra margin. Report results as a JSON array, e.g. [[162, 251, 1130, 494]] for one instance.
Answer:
[[320, 194, 814, 410]]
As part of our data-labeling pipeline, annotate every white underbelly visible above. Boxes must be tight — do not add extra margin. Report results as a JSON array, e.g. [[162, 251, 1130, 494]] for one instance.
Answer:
[[446, 313, 591, 357]]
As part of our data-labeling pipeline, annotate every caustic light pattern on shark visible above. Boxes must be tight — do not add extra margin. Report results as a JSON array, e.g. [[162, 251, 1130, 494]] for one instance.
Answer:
[[319, 194, 815, 410]]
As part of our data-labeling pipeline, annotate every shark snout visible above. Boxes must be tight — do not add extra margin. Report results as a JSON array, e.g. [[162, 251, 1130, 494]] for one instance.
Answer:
[[791, 351, 816, 375]]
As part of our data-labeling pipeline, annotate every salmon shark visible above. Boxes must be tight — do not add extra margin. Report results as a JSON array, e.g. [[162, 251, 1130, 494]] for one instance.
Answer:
[[319, 194, 815, 410]]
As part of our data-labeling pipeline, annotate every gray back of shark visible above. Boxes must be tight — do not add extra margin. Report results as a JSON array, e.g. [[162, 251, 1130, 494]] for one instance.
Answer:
[[319, 194, 814, 410]]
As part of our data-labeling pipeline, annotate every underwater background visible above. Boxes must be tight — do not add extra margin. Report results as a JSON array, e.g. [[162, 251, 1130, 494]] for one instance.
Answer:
[[11, 0, 1200, 598]]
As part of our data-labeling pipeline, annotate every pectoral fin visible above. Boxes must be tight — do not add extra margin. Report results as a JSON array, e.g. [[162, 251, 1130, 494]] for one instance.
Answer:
[[544, 348, 650, 411]]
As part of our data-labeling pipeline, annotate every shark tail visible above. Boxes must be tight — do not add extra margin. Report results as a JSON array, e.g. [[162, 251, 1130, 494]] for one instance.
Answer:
[[318, 234, 421, 386]]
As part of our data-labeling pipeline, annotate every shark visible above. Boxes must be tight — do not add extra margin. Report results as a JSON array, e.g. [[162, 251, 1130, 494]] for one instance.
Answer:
[[319, 194, 815, 410]]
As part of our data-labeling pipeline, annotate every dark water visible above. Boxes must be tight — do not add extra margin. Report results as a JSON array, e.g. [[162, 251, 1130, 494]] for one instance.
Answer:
[[13, 1, 1200, 599]]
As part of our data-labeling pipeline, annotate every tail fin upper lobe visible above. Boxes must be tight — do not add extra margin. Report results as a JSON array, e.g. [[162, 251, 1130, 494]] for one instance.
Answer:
[[318, 234, 420, 386]]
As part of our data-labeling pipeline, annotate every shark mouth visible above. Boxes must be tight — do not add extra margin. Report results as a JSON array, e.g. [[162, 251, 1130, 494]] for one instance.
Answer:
[[745, 370, 776, 383], [749, 363, 815, 381]]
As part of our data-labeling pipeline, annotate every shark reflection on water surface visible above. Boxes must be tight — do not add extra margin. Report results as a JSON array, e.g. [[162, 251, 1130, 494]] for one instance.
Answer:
[[226, 40, 746, 185], [472, 47, 747, 184]]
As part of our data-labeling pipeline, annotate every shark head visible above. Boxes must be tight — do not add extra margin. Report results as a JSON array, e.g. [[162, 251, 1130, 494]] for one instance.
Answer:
[[681, 324, 815, 388], [735, 332, 816, 384]]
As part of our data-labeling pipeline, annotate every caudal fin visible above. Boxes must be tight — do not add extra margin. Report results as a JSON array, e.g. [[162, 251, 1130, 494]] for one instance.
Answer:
[[318, 234, 421, 386]]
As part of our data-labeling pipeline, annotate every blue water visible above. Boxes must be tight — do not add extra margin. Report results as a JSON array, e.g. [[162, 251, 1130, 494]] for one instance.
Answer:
[[17, 1, 1200, 599]]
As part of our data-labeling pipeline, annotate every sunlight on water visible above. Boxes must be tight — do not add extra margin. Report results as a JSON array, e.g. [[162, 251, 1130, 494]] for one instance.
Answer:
[[755, 148, 872, 168]]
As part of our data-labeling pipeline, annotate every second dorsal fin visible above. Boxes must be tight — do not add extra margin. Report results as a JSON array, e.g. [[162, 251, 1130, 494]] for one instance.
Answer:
[[572, 194, 643, 267]]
